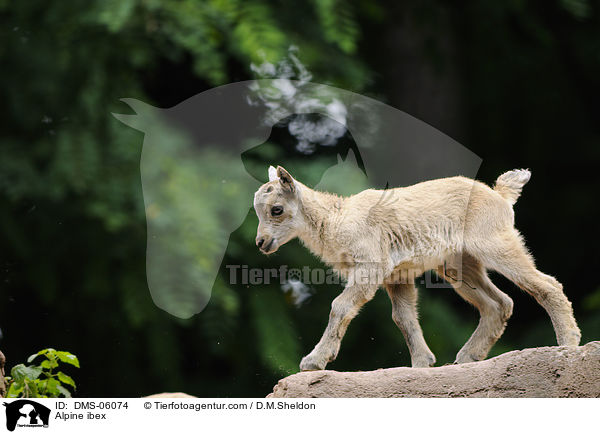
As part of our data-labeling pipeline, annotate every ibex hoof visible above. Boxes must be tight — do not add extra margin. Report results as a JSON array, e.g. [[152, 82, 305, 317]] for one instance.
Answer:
[[300, 354, 327, 371]]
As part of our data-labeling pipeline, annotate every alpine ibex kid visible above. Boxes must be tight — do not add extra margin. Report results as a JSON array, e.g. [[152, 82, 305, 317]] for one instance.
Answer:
[[253, 166, 581, 371]]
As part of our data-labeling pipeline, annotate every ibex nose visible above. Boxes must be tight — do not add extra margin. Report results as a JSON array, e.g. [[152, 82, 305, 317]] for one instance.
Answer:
[[256, 237, 265, 249]]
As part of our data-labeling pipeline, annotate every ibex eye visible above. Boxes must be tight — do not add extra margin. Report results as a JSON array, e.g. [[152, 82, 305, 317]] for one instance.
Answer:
[[271, 206, 283, 217]]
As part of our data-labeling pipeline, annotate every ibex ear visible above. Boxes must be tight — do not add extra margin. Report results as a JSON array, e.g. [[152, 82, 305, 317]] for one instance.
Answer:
[[277, 166, 296, 193], [268, 165, 278, 182]]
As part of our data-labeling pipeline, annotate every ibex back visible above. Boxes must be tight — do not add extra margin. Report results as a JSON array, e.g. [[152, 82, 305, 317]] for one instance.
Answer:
[[253, 166, 581, 371]]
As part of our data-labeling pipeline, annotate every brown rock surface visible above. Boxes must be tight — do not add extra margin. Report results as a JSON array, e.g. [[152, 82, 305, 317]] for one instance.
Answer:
[[268, 341, 600, 398]]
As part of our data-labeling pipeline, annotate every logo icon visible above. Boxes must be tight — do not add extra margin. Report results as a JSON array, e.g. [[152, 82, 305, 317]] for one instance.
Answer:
[[3, 400, 50, 431]]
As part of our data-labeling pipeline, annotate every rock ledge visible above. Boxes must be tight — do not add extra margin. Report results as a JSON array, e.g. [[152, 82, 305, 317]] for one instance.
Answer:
[[268, 342, 600, 398]]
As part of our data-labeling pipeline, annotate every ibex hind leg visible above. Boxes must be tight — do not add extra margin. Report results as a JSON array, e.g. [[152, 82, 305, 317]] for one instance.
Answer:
[[445, 254, 514, 364], [470, 231, 581, 346]]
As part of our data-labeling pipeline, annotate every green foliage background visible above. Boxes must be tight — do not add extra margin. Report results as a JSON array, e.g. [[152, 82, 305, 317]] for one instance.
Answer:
[[6, 348, 79, 398], [1, 0, 599, 396]]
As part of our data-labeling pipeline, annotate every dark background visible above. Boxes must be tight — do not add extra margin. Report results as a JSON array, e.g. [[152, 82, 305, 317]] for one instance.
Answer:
[[1, 0, 599, 397]]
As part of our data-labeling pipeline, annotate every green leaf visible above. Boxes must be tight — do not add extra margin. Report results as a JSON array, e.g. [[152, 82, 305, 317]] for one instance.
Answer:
[[56, 384, 72, 398], [6, 380, 24, 398], [11, 364, 43, 381], [56, 351, 80, 368], [23, 379, 39, 398], [45, 378, 62, 397], [9, 364, 25, 380], [37, 379, 48, 395], [57, 371, 76, 389], [27, 348, 51, 363], [41, 359, 59, 370]]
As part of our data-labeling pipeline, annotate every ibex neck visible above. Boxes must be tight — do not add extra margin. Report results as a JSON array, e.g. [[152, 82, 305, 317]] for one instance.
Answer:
[[296, 183, 342, 258]]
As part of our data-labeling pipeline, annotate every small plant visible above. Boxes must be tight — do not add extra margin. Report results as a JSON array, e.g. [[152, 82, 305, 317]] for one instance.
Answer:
[[5, 348, 79, 398]]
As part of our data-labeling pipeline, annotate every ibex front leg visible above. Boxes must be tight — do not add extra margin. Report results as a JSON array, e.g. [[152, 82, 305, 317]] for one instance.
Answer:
[[385, 282, 436, 367], [300, 281, 378, 371]]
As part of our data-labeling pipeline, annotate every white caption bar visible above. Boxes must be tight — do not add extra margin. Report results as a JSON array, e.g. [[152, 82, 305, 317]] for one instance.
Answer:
[[0, 398, 594, 433]]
